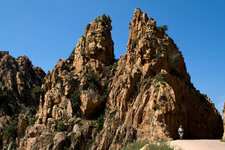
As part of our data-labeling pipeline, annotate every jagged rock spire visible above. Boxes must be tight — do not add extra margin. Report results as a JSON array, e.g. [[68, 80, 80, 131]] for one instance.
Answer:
[[73, 14, 114, 74], [127, 8, 156, 51]]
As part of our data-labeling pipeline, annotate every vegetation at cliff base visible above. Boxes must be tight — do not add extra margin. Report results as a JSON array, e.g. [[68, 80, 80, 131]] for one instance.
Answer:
[[122, 141, 174, 150], [147, 142, 174, 150], [221, 139, 225, 142], [123, 141, 148, 150]]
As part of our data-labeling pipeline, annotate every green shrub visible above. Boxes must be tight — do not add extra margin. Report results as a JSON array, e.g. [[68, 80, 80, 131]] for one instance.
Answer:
[[68, 48, 75, 63], [102, 14, 108, 22], [32, 86, 43, 99], [96, 14, 108, 26], [132, 31, 156, 49], [133, 81, 141, 98], [86, 72, 101, 90], [86, 23, 91, 33], [132, 37, 139, 49], [153, 46, 166, 59], [154, 84, 160, 91], [154, 72, 166, 86], [123, 141, 173, 150], [3, 118, 18, 139], [123, 141, 148, 150], [221, 139, 225, 142], [32, 86, 43, 93], [80, 49, 85, 57], [10, 140, 18, 150], [57, 121, 67, 132], [158, 25, 168, 33], [96, 114, 104, 133], [153, 104, 160, 111], [101, 89, 109, 101], [148, 142, 174, 150], [55, 75, 62, 83], [149, 23, 157, 28], [71, 88, 81, 115], [155, 72, 164, 81]]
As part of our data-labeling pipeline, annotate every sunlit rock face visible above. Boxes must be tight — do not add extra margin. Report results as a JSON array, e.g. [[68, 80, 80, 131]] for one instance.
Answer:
[[94, 8, 223, 149], [0, 51, 45, 149]]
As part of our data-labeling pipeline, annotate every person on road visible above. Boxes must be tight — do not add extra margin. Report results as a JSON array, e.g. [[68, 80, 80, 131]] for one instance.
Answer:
[[178, 125, 184, 139]]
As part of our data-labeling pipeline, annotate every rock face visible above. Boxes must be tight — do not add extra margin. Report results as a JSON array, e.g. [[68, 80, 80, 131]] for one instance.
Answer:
[[19, 14, 114, 150], [74, 14, 114, 74], [17, 8, 223, 150], [92, 8, 223, 149], [0, 51, 45, 149], [0, 52, 45, 115]]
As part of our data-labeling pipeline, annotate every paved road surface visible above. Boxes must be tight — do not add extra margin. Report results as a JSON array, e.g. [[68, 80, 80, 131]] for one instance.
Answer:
[[169, 139, 225, 150]]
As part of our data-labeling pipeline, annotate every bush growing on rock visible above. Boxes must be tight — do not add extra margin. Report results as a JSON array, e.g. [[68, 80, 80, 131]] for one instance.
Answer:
[[57, 121, 67, 132], [96, 114, 104, 133], [153, 104, 160, 111], [71, 88, 81, 115], [32, 86, 43, 99], [96, 14, 108, 26], [123, 141, 174, 150], [55, 75, 62, 83], [3, 118, 18, 139], [133, 81, 141, 98], [122, 141, 148, 150], [86, 72, 101, 90], [68, 48, 75, 64], [158, 25, 168, 33]]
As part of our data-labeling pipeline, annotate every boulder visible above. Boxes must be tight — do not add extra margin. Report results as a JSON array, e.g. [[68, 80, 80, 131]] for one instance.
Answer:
[[80, 89, 103, 118], [53, 132, 68, 150]]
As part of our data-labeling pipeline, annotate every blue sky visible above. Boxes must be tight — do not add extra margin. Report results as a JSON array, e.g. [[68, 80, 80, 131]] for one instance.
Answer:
[[0, 0, 225, 115]]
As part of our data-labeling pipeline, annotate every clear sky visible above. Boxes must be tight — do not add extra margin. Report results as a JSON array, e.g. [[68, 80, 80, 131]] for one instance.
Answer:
[[0, 0, 225, 115]]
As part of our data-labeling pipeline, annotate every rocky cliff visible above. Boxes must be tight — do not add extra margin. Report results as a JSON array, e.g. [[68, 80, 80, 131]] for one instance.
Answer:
[[93, 9, 223, 149], [0, 51, 45, 149], [19, 14, 116, 150], [1, 8, 222, 150]]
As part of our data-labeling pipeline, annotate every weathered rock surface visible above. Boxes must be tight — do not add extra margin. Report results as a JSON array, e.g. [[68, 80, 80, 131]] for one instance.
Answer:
[[0, 51, 45, 149], [19, 14, 114, 150], [16, 8, 223, 150], [0, 51, 45, 115], [93, 8, 223, 149], [74, 14, 114, 74]]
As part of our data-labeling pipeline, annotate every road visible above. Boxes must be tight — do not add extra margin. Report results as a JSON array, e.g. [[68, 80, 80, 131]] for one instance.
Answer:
[[168, 139, 225, 150]]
